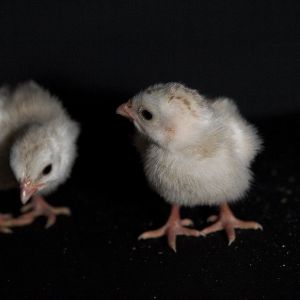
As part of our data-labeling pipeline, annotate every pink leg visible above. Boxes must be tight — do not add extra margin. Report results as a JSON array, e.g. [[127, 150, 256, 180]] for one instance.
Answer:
[[138, 205, 200, 252], [200, 203, 263, 245], [19, 195, 71, 228]]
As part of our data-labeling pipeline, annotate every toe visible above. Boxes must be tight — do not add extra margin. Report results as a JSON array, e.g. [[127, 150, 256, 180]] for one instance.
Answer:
[[200, 221, 223, 236], [167, 229, 177, 252], [10, 214, 35, 227], [234, 220, 263, 231], [225, 225, 236, 246], [52, 207, 71, 216], [207, 215, 218, 223], [181, 218, 194, 227], [180, 227, 201, 237], [138, 226, 167, 240]]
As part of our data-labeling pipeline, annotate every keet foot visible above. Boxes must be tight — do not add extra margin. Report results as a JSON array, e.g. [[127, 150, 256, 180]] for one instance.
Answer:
[[0, 213, 36, 233], [20, 195, 71, 228], [200, 203, 262, 245], [138, 205, 200, 252]]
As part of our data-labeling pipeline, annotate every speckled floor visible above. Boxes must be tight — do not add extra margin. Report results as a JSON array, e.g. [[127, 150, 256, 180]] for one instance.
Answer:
[[0, 113, 299, 299]]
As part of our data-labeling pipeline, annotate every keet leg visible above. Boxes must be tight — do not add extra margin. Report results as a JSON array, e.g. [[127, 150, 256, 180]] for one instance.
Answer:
[[138, 205, 200, 252]]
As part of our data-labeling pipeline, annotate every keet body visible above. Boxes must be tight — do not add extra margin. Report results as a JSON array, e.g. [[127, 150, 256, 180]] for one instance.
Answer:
[[117, 83, 262, 251], [0, 81, 80, 232]]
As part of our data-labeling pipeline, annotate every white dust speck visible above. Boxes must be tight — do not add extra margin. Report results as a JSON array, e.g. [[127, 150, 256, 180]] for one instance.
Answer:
[[281, 198, 287, 204]]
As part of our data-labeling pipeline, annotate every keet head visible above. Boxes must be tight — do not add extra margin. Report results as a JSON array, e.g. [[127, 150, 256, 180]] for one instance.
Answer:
[[10, 121, 79, 204], [116, 83, 213, 149]]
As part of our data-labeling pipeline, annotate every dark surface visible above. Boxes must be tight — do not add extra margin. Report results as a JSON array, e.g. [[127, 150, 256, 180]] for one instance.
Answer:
[[0, 1, 299, 299], [1, 113, 300, 300]]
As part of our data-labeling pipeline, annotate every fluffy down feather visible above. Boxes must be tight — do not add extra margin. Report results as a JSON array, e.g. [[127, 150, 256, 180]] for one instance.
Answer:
[[117, 82, 262, 250], [132, 83, 262, 207], [0, 81, 80, 232]]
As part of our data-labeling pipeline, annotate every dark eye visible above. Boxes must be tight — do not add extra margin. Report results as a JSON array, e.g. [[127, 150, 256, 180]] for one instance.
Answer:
[[42, 164, 52, 176], [141, 109, 153, 120]]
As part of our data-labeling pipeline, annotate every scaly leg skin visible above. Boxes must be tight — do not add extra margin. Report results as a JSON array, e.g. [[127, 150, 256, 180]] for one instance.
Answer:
[[19, 195, 71, 228], [138, 205, 201, 252], [200, 203, 263, 245]]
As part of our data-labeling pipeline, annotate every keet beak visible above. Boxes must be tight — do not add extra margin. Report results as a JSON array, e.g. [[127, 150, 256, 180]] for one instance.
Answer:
[[20, 179, 44, 204], [116, 101, 135, 121]]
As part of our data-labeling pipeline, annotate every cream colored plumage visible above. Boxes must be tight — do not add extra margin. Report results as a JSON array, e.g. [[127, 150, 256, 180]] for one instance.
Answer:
[[117, 82, 262, 251], [0, 81, 80, 232]]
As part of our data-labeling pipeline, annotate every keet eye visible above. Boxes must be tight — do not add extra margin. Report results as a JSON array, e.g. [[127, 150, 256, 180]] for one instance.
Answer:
[[141, 109, 153, 120], [42, 164, 52, 176]]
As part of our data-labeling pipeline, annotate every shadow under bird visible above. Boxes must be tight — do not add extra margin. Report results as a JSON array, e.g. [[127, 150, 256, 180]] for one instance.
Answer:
[[0, 81, 80, 232], [117, 82, 262, 252]]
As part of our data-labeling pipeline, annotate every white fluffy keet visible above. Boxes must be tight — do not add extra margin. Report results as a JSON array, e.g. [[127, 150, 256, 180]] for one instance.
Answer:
[[0, 81, 80, 232], [133, 83, 261, 207], [118, 82, 263, 250], [0, 81, 80, 193]]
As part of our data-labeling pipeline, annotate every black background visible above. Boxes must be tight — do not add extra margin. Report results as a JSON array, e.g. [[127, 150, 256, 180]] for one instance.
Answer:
[[0, 1, 299, 299]]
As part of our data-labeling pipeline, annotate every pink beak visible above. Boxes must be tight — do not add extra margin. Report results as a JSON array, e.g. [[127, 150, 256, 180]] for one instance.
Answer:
[[116, 101, 135, 121], [20, 179, 44, 204]]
